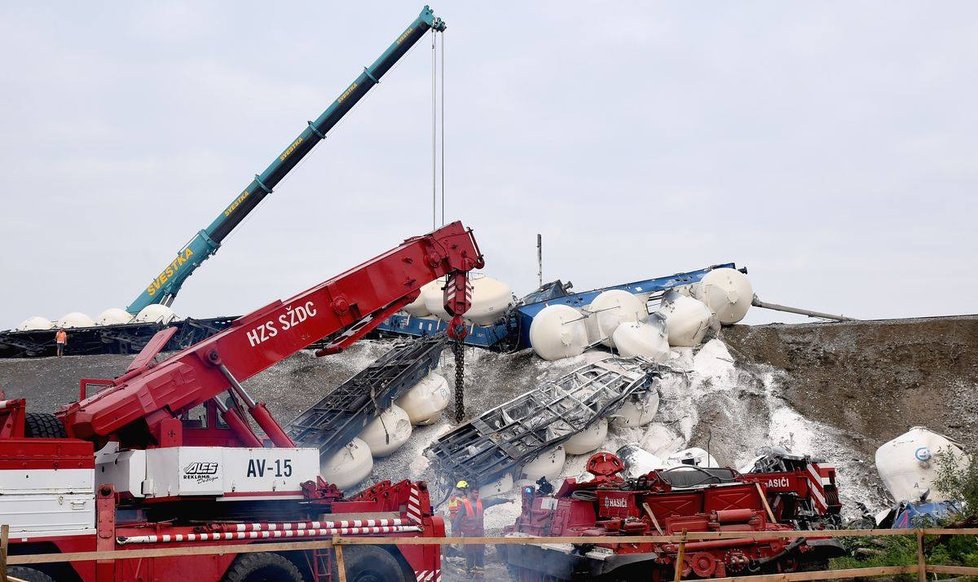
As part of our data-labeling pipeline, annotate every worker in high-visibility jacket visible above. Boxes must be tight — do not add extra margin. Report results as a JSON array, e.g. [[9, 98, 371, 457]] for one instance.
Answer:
[[446, 480, 468, 522], [55, 328, 67, 358], [451, 482, 513, 579]]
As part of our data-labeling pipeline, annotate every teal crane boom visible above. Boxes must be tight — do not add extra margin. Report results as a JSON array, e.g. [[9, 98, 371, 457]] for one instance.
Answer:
[[127, 6, 446, 315]]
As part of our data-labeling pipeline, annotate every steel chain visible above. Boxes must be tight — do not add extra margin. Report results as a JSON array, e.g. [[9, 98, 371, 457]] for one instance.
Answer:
[[453, 339, 465, 422]]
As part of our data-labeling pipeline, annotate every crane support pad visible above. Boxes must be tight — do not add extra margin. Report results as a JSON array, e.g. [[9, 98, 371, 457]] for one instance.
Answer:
[[286, 336, 448, 459], [427, 357, 656, 486]]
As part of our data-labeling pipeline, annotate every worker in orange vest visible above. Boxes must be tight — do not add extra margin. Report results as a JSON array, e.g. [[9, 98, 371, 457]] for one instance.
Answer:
[[446, 479, 468, 522], [451, 481, 513, 579], [55, 328, 67, 358]]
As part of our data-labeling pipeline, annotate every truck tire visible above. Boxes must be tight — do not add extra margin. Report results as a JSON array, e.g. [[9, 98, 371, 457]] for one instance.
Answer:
[[342, 546, 409, 582], [7, 566, 56, 582], [222, 552, 304, 582], [24, 412, 67, 439]]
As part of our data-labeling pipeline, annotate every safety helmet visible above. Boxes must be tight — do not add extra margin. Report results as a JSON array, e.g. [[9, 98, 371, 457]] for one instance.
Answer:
[[456, 480, 469, 489]]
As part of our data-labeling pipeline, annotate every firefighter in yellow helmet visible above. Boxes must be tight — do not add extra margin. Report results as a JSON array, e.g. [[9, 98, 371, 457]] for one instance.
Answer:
[[447, 480, 468, 522]]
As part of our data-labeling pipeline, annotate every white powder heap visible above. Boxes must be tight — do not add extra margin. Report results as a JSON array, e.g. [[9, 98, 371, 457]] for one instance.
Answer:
[[350, 337, 888, 530]]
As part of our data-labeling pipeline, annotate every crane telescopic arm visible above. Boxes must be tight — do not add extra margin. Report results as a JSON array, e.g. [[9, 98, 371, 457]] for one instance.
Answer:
[[65, 221, 482, 450], [127, 6, 447, 315]]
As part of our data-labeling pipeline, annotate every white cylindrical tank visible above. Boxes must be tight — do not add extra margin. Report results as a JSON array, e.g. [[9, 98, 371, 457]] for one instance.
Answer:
[[16, 316, 53, 331], [478, 473, 514, 498], [320, 438, 374, 491], [617, 444, 664, 477], [658, 292, 713, 347], [564, 419, 608, 455], [404, 283, 431, 317], [665, 447, 719, 468], [695, 268, 753, 325], [612, 390, 660, 429], [133, 304, 177, 325], [612, 320, 670, 362], [529, 305, 589, 361], [875, 427, 970, 503], [56, 312, 95, 329], [404, 277, 447, 317], [96, 308, 133, 326], [584, 290, 648, 347], [464, 274, 513, 325], [520, 446, 566, 483], [396, 372, 451, 425], [358, 405, 413, 457], [422, 277, 450, 321]]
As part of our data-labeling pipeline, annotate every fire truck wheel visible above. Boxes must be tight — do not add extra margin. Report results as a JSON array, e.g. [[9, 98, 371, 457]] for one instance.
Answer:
[[7, 566, 56, 582], [342, 546, 408, 582], [223, 552, 304, 582], [24, 412, 67, 439]]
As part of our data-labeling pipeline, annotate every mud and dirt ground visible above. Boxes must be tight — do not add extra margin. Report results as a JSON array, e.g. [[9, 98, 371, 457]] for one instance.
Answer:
[[723, 315, 978, 459]]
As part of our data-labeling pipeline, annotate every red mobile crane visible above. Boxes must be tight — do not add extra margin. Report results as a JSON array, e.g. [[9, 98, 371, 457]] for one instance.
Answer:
[[0, 221, 482, 582]]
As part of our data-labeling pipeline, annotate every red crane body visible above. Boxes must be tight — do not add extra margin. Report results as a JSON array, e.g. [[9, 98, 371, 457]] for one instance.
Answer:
[[59, 221, 483, 450]]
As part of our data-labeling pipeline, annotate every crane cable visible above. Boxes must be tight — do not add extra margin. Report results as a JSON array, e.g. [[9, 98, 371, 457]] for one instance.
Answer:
[[432, 29, 437, 231], [432, 30, 464, 422], [445, 33, 465, 422], [431, 29, 447, 228], [440, 30, 445, 227]]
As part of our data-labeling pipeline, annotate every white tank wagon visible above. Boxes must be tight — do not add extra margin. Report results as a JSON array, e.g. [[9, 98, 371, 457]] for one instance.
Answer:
[[133, 304, 178, 324], [358, 404, 413, 457], [875, 427, 970, 502], [464, 274, 514, 325], [611, 389, 660, 429], [584, 289, 648, 347], [421, 276, 450, 320], [97, 307, 133, 326], [520, 446, 566, 483], [56, 312, 96, 329], [617, 443, 665, 478], [528, 304, 589, 361], [479, 473, 515, 498], [420, 273, 513, 324], [563, 418, 608, 455], [612, 316, 670, 362], [396, 371, 451, 425], [666, 447, 720, 468], [403, 279, 438, 317], [658, 291, 714, 347], [319, 438, 374, 490], [16, 316, 53, 331], [694, 267, 753, 325]]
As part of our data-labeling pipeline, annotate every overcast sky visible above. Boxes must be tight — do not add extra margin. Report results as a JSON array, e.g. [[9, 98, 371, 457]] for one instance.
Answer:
[[1, 2, 976, 329]]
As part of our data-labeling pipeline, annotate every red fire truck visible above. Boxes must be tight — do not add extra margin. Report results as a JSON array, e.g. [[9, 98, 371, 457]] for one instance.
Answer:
[[0, 221, 482, 582], [502, 452, 846, 580]]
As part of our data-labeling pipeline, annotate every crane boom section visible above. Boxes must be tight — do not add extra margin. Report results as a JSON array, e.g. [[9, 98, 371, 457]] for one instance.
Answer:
[[66, 221, 481, 446], [127, 6, 447, 314]]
